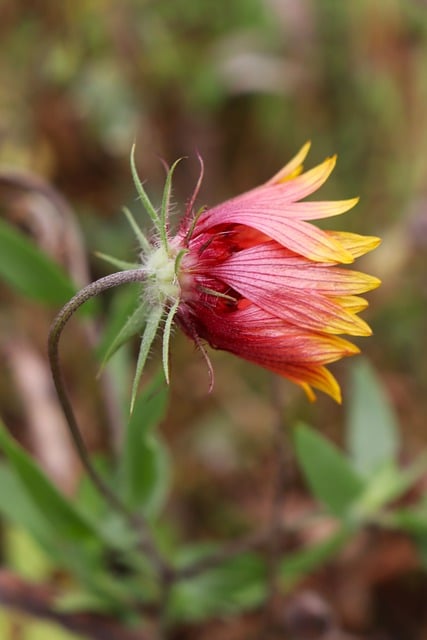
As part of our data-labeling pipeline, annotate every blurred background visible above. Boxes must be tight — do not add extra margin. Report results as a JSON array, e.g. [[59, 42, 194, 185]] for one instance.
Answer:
[[1, 0, 427, 638]]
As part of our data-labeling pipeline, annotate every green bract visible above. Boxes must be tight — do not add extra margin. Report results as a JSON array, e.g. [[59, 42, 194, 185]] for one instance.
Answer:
[[98, 146, 185, 411]]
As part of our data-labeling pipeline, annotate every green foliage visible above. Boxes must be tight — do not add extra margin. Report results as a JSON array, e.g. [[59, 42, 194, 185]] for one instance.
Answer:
[[119, 372, 170, 517], [346, 358, 399, 476], [0, 422, 97, 542], [0, 219, 76, 305], [0, 462, 62, 556], [0, 420, 162, 612], [0, 606, 80, 640], [169, 549, 267, 622], [279, 528, 350, 590], [294, 422, 365, 517]]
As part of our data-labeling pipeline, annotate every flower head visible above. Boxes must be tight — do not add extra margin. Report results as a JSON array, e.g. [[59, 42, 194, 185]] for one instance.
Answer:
[[103, 143, 380, 406]]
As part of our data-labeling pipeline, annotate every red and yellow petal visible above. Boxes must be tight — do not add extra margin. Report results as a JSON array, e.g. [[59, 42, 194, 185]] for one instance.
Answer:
[[272, 155, 338, 202], [266, 141, 312, 184], [177, 144, 381, 403], [327, 231, 381, 258]]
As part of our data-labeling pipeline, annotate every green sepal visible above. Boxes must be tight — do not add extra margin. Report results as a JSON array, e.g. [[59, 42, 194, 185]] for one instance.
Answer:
[[162, 299, 180, 384], [99, 299, 149, 371], [122, 206, 150, 252], [95, 251, 140, 272], [130, 304, 165, 413], [159, 158, 183, 249], [130, 144, 160, 229]]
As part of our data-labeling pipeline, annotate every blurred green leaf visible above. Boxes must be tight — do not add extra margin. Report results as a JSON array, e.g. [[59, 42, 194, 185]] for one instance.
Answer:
[[346, 358, 399, 476], [391, 507, 427, 537], [0, 610, 81, 640], [0, 218, 76, 305], [354, 460, 422, 520], [355, 452, 427, 521], [54, 589, 120, 615], [0, 421, 97, 542], [120, 373, 170, 516], [169, 549, 267, 622], [279, 528, 350, 590], [0, 452, 133, 608], [391, 503, 427, 567], [5, 525, 53, 581], [294, 423, 365, 516], [0, 462, 56, 545]]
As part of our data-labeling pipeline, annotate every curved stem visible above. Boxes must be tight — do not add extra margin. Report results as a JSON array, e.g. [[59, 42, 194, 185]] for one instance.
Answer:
[[48, 270, 168, 577]]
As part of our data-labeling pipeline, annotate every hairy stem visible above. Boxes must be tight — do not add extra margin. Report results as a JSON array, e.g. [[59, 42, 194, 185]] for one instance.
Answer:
[[48, 270, 169, 578]]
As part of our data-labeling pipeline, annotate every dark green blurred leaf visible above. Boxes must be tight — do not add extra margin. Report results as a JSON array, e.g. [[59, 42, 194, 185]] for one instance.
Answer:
[[0, 421, 97, 542], [279, 528, 350, 590], [0, 463, 58, 550], [0, 456, 120, 602], [5, 525, 53, 582], [0, 428, 151, 611], [294, 423, 365, 516], [168, 550, 267, 622], [346, 358, 399, 476], [391, 507, 427, 537], [356, 449, 427, 522], [120, 373, 170, 516], [55, 589, 121, 615], [353, 457, 427, 520], [0, 218, 76, 305], [392, 505, 427, 567]]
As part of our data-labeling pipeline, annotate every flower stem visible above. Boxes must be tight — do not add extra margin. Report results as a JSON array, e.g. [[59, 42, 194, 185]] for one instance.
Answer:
[[48, 270, 168, 578]]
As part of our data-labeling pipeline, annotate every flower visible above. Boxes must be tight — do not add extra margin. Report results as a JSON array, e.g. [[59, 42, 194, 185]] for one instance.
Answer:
[[168, 142, 380, 403], [104, 143, 380, 405]]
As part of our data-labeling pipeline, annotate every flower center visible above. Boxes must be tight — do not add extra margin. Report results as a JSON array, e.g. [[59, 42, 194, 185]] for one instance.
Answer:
[[144, 245, 180, 303]]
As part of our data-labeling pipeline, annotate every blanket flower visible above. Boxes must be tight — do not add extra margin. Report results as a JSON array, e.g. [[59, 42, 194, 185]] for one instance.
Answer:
[[106, 143, 381, 405]]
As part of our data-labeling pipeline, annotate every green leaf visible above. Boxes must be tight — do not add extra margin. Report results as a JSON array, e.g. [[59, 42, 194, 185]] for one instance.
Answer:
[[346, 358, 400, 476], [0, 461, 116, 591], [279, 528, 350, 590], [0, 463, 58, 549], [0, 427, 141, 610], [294, 423, 365, 516], [391, 505, 427, 537], [353, 452, 427, 520], [0, 452, 110, 587], [5, 525, 53, 581], [168, 550, 267, 622], [121, 373, 170, 515], [0, 421, 97, 542], [0, 218, 76, 304]]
